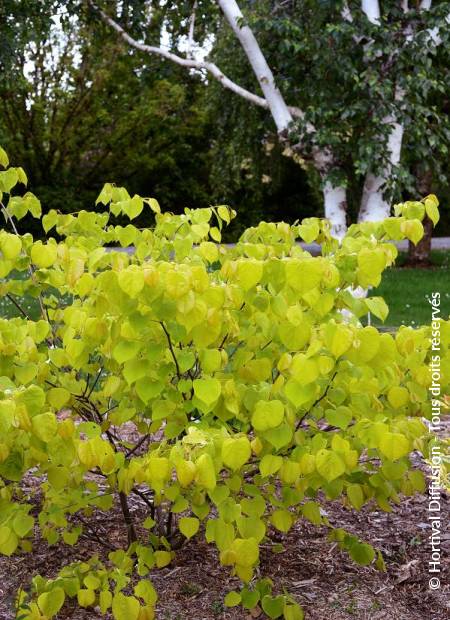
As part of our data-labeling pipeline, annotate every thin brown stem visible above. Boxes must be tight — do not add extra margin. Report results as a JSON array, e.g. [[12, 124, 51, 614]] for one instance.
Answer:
[[87, 367, 103, 398], [295, 369, 339, 431], [6, 294, 31, 319], [126, 434, 150, 458], [1, 203, 20, 235], [218, 333, 228, 349], [160, 321, 181, 377], [76, 513, 117, 550], [131, 487, 154, 514], [119, 491, 137, 546], [166, 510, 173, 538]]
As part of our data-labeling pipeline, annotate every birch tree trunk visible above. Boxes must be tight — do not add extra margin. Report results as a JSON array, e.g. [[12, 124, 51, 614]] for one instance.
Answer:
[[218, 0, 348, 237], [356, 0, 403, 222], [358, 120, 404, 222], [323, 182, 347, 240], [361, 0, 380, 24], [356, 0, 444, 223], [313, 150, 348, 239]]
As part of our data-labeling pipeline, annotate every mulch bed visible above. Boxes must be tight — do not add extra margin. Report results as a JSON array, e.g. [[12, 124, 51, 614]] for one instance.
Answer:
[[2, 412, 449, 620], [1, 472, 448, 620]]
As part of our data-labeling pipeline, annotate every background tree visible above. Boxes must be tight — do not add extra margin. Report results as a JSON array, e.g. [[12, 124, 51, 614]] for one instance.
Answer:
[[89, 0, 450, 236], [0, 0, 214, 234]]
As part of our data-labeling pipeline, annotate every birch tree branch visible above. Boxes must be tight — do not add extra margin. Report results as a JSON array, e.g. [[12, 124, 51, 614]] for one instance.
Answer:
[[88, 0, 303, 124], [186, 0, 198, 59], [89, 0, 349, 232], [216, 0, 295, 132], [341, 1, 353, 23], [216, 0, 347, 225], [407, 7, 450, 46]]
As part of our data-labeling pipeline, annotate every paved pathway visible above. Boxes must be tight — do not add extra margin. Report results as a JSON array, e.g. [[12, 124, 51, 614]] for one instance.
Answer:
[[111, 238, 450, 255], [302, 237, 450, 256]]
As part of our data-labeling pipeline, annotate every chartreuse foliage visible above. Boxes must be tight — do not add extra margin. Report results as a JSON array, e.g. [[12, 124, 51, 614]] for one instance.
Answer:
[[0, 147, 448, 620]]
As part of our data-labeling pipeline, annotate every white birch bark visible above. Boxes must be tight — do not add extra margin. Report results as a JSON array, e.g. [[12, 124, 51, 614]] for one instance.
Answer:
[[186, 1, 198, 59], [407, 1, 450, 46], [357, 0, 401, 222], [358, 118, 404, 222], [217, 0, 293, 133], [361, 0, 381, 24], [341, 2, 353, 22], [89, 0, 273, 112], [357, 0, 446, 222], [323, 182, 347, 239], [312, 149, 348, 237]]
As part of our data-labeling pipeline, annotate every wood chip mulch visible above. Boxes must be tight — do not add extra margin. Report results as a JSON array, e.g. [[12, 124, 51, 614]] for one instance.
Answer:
[[1, 422, 448, 620]]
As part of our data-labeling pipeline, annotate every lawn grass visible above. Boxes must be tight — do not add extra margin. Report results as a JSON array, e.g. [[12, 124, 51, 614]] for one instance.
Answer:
[[368, 263, 449, 328], [366, 250, 450, 328]]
